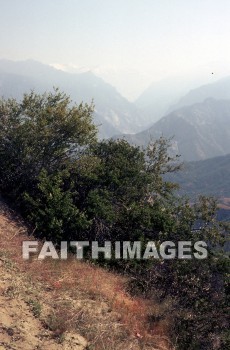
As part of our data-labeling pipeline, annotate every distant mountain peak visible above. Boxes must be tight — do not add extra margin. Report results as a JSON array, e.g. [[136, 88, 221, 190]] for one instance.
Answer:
[[120, 98, 230, 161], [0, 58, 148, 138]]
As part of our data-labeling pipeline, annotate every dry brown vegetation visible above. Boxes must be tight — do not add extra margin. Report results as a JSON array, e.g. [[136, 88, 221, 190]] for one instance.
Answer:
[[0, 199, 174, 350]]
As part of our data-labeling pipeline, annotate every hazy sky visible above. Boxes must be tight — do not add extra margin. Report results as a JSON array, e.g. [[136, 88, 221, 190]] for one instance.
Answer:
[[1, 0, 230, 99]]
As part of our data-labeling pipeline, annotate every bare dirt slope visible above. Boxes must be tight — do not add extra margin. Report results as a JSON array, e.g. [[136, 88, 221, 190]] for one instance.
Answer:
[[0, 264, 87, 350], [0, 202, 87, 350], [0, 200, 172, 350]]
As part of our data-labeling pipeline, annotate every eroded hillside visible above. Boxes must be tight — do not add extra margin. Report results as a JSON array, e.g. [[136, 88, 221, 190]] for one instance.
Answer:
[[0, 200, 172, 350]]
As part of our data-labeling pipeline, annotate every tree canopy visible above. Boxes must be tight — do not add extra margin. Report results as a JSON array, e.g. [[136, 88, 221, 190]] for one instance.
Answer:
[[0, 89, 97, 199], [0, 89, 228, 350]]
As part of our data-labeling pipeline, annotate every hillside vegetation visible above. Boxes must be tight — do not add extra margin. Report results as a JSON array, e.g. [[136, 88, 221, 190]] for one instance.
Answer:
[[0, 199, 173, 350], [0, 89, 229, 350]]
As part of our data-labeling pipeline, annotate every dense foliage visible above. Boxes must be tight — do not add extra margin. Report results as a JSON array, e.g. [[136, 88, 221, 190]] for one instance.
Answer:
[[0, 89, 229, 349]]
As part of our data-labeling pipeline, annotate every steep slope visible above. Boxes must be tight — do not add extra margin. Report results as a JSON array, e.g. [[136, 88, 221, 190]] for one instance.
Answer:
[[165, 153, 230, 223], [135, 76, 202, 125], [0, 200, 172, 350], [170, 75, 230, 111], [165, 153, 230, 198], [122, 98, 230, 161], [0, 59, 145, 138]]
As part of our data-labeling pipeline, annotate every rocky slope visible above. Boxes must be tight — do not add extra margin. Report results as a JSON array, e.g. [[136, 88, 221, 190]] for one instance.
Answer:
[[121, 98, 230, 161]]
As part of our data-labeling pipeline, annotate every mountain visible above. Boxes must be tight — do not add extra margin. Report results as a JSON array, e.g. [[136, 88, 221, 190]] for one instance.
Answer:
[[134, 76, 200, 125], [120, 98, 230, 161], [165, 153, 230, 199], [134, 72, 221, 125], [165, 153, 230, 222], [170, 75, 230, 112], [135, 72, 230, 125], [0, 59, 146, 138]]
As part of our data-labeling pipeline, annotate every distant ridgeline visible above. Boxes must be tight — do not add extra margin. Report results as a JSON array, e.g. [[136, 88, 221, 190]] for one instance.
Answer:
[[120, 98, 230, 162], [164, 153, 230, 221]]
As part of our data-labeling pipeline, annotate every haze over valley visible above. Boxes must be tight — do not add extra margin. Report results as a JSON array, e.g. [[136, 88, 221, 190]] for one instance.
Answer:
[[0, 57, 230, 200]]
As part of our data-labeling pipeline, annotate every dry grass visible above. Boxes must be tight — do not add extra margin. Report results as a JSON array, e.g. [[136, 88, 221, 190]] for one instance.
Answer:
[[0, 200, 174, 350]]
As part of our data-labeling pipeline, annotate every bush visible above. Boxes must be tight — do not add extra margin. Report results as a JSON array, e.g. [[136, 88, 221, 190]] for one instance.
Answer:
[[0, 89, 228, 349], [0, 88, 96, 202]]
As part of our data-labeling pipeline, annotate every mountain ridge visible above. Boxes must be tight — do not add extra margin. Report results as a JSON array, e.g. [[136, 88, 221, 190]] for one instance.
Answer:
[[118, 98, 230, 161], [0, 59, 148, 138], [165, 153, 230, 198], [170, 75, 230, 111]]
